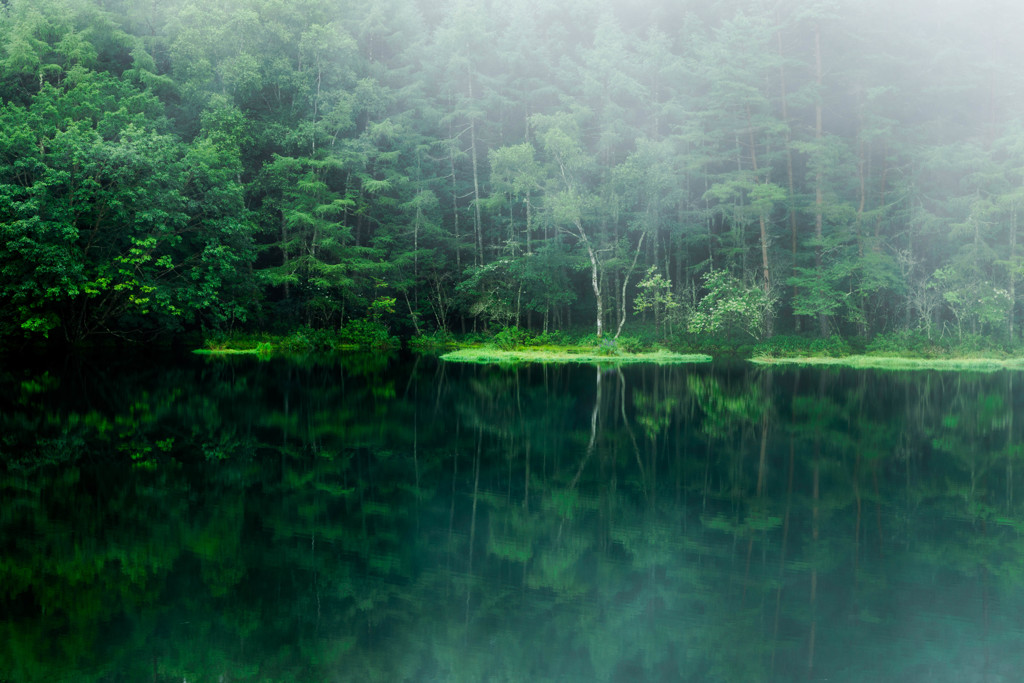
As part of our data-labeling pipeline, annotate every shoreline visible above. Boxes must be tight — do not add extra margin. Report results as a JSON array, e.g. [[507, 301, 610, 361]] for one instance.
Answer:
[[749, 354, 1024, 371], [439, 347, 712, 365]]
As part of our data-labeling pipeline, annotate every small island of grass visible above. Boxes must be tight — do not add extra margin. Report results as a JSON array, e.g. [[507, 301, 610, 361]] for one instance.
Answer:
[[749, 354, 1024, 372], [441, 346, 711, 365], [193, 347, 269, 356], [193, 326, 398, 358]]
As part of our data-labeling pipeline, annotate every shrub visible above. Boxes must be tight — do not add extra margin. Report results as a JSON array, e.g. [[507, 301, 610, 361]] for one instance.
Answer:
[[809, 335, 851, 357], [528, 330, 569, 347], [615, 335, 647, 353], [490, 326, 528, 350], [688, 269, 775, 340], [752, 335, 805, 358], [670, 331, 750, 357], [866, 330, 943, 358], [597, 337, 618, 355], [408, 330, 456, 350], [278, 329, 312, 352], [338, 319, 398, 348], [753, 334, 850, 358]]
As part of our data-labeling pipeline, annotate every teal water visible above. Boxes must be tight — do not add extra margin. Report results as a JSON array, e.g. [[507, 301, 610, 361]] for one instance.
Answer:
[[2, 352, 1023, 682]]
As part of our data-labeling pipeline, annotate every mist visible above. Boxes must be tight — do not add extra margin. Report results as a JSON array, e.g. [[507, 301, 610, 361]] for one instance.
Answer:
[[3, 0, 1024, 344]]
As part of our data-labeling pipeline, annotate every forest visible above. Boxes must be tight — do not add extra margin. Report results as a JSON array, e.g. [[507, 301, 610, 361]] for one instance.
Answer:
[[2, 0, 1023, 351]]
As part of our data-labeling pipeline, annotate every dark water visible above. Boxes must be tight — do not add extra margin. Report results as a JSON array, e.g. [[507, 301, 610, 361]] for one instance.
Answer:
[[2, 351, 1024, 682]]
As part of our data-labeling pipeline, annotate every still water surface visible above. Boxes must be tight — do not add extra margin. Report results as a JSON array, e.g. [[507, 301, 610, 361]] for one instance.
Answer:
[[2, 351, 1024, 682]]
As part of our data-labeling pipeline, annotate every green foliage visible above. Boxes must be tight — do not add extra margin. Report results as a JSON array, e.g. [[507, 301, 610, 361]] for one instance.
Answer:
[[0, 13, 255, 343], [440, 347, 709, 364], [614, 335, 647, 353], [490, 326, 528, 351], [687, 270, 774, 341], [633, 265, 679, 335], [0, 0, 1022, 355], [668, 331, 756, 358], [597, 337, 618, 355], [527, 330, 569, 347], [277, 327, 336, 352], [408, 330, 456, 350], [865, 330, 948, 358], [754, 335, 852, 358], [338, 320, 399, 349], [272, 320, 398, 351]]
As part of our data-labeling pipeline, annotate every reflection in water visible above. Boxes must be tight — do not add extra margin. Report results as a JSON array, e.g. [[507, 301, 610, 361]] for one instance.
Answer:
[[2, 354, 1024, 681]]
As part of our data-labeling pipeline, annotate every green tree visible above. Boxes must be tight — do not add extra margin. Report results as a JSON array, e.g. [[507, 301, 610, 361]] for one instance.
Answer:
[[688, 269, 775, 340], [0, 62, 253, 341], [633, 265, 678, 336]]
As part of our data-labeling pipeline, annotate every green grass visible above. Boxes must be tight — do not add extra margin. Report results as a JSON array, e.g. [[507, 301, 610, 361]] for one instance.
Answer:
[[749, 354, 1024, 371], [441, 346, 712, 365], [193, 348, 263, 355], [193, 340, 275, 357]]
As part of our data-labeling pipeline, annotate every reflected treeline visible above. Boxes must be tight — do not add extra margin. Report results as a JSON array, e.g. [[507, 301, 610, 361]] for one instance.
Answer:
[[2, 356, 1023, 681]]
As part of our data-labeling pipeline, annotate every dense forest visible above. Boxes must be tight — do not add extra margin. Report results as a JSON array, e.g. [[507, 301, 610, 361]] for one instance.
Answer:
[[2, 0, 1023, 348]]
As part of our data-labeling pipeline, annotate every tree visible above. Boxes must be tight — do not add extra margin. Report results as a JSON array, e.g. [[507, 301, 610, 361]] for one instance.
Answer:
[[0, 61, 255, 341], [532, 112, 612, 336], [688, 269, 775, 340], [633, 265, 678, 336]]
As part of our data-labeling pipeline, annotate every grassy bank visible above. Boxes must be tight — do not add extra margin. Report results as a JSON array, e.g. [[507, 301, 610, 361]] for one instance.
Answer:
[[749, 354, 1024, 371], [192, 326, 1024, 371], [196, 325, 396, 356], [441, 347, 712, 365], [193, 347, 270, 356]]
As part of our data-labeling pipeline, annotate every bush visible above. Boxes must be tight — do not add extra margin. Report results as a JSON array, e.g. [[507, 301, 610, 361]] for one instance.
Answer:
[[688, 269, 774, 340], [277, 329, 312, 352], [408, 330, 456, 350], [490, 326, 528, 350], [866, 330, 944, 357], [338, 319, 399, 348], [528, 330, 569, 347], [809, 335, 851, 357], [668, 331, 752, 357], [753, 334, 850, 358], [946, 333, 1005, 357], [597, 337, 619, 355], [615, 335, 647, 353]]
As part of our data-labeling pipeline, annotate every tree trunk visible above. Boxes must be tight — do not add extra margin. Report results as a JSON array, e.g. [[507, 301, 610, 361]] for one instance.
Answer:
[[467, 71, 484, 266], [1010, 203, 1017, 342], [615, 232, 646, 338], [746, 105, 773, 337], [448, 116, 461, 272], [576, 221, 603, 337], [777, 17, 801, 333], [814, 22, 827, 337], [855, 112, 869, 337], [281, 212, 291, 300]]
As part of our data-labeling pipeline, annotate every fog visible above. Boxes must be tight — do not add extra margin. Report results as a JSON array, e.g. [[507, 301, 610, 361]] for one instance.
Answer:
[[4, 0, 1024, 343]]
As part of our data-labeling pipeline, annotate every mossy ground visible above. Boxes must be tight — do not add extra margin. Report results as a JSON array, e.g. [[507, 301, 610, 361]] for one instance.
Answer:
[[441, 346, 712, 365], [749, 354, 1024, 371], [193, 348, 265, 356]]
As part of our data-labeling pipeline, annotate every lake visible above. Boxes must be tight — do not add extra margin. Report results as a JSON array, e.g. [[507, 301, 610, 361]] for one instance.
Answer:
[[2, 351, 1023, 682]]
